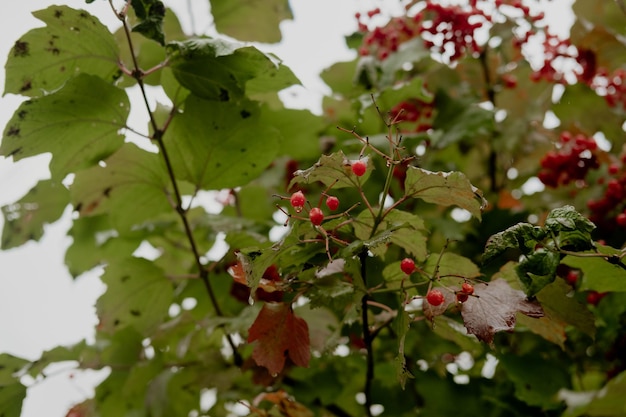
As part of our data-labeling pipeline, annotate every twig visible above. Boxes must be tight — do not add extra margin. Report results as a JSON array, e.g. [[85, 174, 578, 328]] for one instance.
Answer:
[[111, 0, 241, 366]]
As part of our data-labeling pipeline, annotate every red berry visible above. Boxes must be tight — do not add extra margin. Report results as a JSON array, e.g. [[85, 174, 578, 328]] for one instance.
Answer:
[[309, 207, 324, 226], [426, 289, 445, 306], [608, 163, 620, 175], [290, 191, 305, 210], [400, 258, 416, 275], [456, 293, 469, 303], [326, 196, 340, 211], [617, 212, 626, 227], [351, 160, 367, 177], [586, 291, 606, 306], [565, 270, 579, 285], [461, 282, 474, 295]]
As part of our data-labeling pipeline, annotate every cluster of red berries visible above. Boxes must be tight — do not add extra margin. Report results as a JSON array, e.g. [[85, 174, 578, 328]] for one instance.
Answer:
[[537, 132, 600, 188], [590, 68, 626, 109], [400, 257, 474, 306], [527, 31, 577, 84], [356, 2, 490, 62], [290, 190, 339, 226], [389, 99, 435, 133], [587, 156, 626, 230]]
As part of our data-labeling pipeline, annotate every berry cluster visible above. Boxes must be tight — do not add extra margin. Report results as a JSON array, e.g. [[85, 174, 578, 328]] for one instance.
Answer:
[[356, 1, 490, 62], [590, 68, 626, 109], [389, 99, 435, 133], [537, 132, 600, 188], [587, 155, 626, 230], [528, 31, 577, 84]]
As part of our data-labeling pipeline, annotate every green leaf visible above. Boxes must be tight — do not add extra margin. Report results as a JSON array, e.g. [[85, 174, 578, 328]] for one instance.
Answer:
[[403, 167, 486, 220], [164, 96, 279, 190], [96, 257, 173, 335], [424, 252, 481, 280], [262, 107, 325, 159], [500, 353, 570, 408], [0, 382, 26, 417], [516, 249, 561, 296], [237, 246, 279, 295], [0, 354, 29, 385], [536, 279, 596, 339], [65, 215, 142, 278], [130, 0, 165, 45], [483, 223, 546, 264], [70, 143, 172, 232], [1, 74, 129, 180], [1, 180, 69, 249], [562, 246, 626, 292], [432, 89, 496, 149], [167, 38, 297, 101], [4, 6, 120, 96], [545, 205, 595, 250], [290, 151, 373, 190], [570, 370, 626, 416], [552, 83, 624, 143], [210, 0, 292, 43]]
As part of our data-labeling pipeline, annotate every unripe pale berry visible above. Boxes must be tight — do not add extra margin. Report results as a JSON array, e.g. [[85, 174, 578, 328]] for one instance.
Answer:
[[309, 207, 324, 226], [326, 196, 340, 211], [400, 258, 416, 275], [426, 289, 445, 306], [352, 160, 367, 177], [290, 191, 305, 211]]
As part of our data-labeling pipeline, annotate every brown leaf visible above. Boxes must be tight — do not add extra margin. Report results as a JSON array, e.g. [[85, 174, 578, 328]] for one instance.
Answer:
[[461, 279, 543, 344], [247, 302, 310, 375]]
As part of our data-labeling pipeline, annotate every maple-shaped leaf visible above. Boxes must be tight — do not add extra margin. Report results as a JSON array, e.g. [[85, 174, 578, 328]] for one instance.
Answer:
[[247, 302, 310, 375], [461, 279, 543, 344]]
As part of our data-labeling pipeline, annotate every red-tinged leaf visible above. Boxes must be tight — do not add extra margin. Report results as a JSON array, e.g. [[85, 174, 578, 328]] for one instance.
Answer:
[[461, 279, 543, 344], [247, 302, 310, 375]]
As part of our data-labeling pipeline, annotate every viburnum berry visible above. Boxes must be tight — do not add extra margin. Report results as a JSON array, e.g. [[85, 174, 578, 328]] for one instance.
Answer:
[[617, 212, 626, 227], [309, 207, 324, 226], [456, 293, 469, 303], [351, 160, 367, 177], [586, 291, 607, 306], [325, 196, 340, 211], [290, 191, 305, 211], [400, 258, 416, 275], [565, 270, 579, 286], [426, 289, 445, 306], [461, 282, 474, 295]]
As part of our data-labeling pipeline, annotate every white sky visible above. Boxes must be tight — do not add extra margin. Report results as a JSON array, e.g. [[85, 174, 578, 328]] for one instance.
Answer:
[[0, 1, 573, 416]]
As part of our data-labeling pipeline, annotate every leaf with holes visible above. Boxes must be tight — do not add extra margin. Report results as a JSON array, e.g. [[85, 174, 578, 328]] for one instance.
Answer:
[[164, 96, 279, 190], [461, 279, 543, 344], [404, 167, 486, 220], [1, 74, 129, 180], [247, 302, 310, 375], [1, 180, 69, 249], [96, 257, 173, 335], [4, 6, 120, 97]]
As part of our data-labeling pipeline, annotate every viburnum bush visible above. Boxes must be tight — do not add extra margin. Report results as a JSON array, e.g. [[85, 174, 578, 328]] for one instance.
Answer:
[[2, 1, 626, 416]]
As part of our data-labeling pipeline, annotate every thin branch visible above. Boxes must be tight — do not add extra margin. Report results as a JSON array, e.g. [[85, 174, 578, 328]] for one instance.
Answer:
[[359, 250, 374, 417], [111, 0, 241, 366]]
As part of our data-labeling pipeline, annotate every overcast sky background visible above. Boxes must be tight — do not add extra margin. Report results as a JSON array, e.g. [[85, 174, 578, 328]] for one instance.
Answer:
[[0, 1, 572, 416]]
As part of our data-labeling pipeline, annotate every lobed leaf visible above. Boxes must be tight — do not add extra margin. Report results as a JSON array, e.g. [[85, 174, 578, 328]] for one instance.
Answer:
[[1, 180, 69, 249], [516, 249, 561, 297], [0, 382, 26, 417], [247, 302, 310, 375], [1, 74, 129, 180], [461, 279, 543, 344], [403, 167, 486, 220], [4, 6, 120, 97], [167, 38, 299, 101]]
